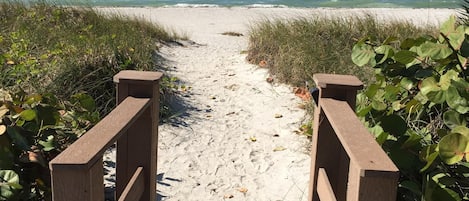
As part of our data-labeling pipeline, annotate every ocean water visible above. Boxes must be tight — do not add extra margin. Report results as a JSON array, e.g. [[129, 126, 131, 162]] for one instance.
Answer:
[[20, 0, 461, 8]]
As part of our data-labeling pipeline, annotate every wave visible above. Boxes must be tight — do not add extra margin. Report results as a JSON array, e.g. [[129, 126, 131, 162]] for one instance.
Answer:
[[162, 3, 289, 8]]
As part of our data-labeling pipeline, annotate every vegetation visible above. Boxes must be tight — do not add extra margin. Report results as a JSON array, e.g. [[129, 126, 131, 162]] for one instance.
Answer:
[[247, 15, 437, 86], [352, 16, 469, 201], [0, 2, 181, 116], [0, 2, 180, 200], [248, 11, 469, 201]]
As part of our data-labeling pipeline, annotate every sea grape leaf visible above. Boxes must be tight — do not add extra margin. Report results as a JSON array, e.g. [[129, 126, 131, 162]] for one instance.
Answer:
[[380, 114, 407, 137], [446, 86, 469, 114], [0, 170, 22, 200], [72, 93, 96, 112], [352, 42, 376, 67], [439, 70, 458, 90], [420, 144, 439, 172], [451, 126, 469, 137], [418, 41, 452, 60], [444, 110, 466, 129], [440, 15, 457, 36], [400, 77, 414, 90], [438, 133, 469, 165], [420, 77, 446, 104], [375, 45, 394, 64], [447, 25, 466, 50], [420, 77, 441, 95], [394, 50, 418, 65], [6, 127, 29, 151], [39, 135, 55, 151]]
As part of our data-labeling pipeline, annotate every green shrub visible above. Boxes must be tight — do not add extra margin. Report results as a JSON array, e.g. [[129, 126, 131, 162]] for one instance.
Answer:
[[352, 16, 469, 201], [0, 2, 180, 116], [0, 90, 98, 200], [247, 15, 437, 86], [0, 2, 182, 200]]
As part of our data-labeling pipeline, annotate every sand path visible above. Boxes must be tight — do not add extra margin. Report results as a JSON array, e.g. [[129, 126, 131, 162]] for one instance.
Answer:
[[97, 7, 458, 201], [152, 9, 311, 201]]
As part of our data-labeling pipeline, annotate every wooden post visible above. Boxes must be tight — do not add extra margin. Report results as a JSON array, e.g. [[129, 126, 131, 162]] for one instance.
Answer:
[[50, 158, 104, 201], [114, 70, 162, 201], [308, 74, 363, 201]]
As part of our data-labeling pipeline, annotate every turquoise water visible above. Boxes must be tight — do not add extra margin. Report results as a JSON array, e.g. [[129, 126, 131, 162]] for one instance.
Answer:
[[17, 0, 461, 8]]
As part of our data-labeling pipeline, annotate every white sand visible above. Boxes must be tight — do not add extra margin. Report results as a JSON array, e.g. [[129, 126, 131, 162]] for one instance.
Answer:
[[99, 7, 458, 201]]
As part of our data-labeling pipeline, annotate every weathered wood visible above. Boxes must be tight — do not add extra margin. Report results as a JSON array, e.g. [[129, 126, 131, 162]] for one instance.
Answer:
[[114, 70, 161, 201], [313, 73, 363, 108], [309, 74, 364, 201], [50, 70, 162, 201], [308, 74, 398, 201], [50, 97, 151, 169], [118, 167, 145, 201], [321, 98, 398, 174], [347, 161, 399, 201], [50, 158, 104, 201], [317, 168, 338, 201]]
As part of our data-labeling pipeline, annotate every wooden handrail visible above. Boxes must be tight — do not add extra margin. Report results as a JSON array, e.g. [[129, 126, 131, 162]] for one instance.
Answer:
[[50, 97, 151, 169], [49, 70, 162, 201], [321, 98, 397, 174], [308, 74, 399, 201]]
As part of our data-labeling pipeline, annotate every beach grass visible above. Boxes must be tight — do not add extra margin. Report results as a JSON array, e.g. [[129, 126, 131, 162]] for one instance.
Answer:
[[247, 15, 438, 87], [0, 1, 181, 116]]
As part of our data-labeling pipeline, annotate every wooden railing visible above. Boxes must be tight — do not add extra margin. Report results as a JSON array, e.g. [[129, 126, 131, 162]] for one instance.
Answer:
[[49, 70, 162, 201], [308, 74, 399, 201]]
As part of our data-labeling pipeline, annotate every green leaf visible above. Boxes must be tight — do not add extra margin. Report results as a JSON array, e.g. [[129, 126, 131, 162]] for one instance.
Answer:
[[72, 93, 96, 112], [371, 100, 387, 111], [38, 135, 55, 152], [0, 170, 22, 200], [418, 41, 452, 60], [375, 45, 394, 64], [24, 94, 42, 105], [6, 127, 29, 151], [402, 130, 422, 149], [440, 70, 459, 90], [400, 78, 414, 90], [420, 77, 446, 104], [401, 37, 428, 49], [420, 77, 441, 95], [447, 25, 466, 50], [446, 86, 469, 114], [420, 145, 439, 172], [381, 114, 407, 136], [444, 110, 466, 129], [394, 50, 418, 65], [399, 180, 422, 196], [440, 15, 457, 36], [384, 85, 400, 101], [451, 126, 469, 137], [406, 99, 423, 113], [19, 109, 36, 121], [438, 133, 469, 165], [351, 42, 376, 67]]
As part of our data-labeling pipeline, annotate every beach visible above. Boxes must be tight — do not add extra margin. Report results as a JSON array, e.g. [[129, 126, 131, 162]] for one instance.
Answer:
[[98, 7, 458, 201]]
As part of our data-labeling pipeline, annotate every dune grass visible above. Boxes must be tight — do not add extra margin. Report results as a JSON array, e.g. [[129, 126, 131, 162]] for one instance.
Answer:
[[0, 1, 181, 116], [247, 15, 438, 87]]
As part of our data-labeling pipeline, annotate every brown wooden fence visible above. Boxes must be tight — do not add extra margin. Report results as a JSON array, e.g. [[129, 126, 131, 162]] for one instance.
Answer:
[[308, 74, 400, 201], [49, 71, 398, 201], [49, 70, 161, 201]]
